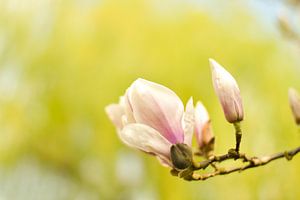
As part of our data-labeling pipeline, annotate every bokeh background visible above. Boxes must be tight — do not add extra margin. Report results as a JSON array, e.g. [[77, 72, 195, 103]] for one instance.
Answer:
[[0, 0, 300, 199]]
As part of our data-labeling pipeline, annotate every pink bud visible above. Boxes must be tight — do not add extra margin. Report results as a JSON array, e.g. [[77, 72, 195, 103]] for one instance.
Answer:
[[210, 59, 244, 123], [288, 88, 300, 125], [194, 102, 214, 155]]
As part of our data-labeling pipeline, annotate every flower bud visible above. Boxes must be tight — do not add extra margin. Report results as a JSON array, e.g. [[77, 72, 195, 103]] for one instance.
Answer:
[[194, 102, 214, 156], [277, 11, 295, 38], [210, 59, 244, 123], [170, 143, 193, 170], [288, 88, 300, 125]]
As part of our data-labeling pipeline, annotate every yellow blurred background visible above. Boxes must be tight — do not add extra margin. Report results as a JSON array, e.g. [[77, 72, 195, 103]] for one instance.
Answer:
[[0, 0, 300, 199]]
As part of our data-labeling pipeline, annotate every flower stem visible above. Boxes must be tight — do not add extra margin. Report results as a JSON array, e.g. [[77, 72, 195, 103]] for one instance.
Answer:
[[234, 122, 242, 153]]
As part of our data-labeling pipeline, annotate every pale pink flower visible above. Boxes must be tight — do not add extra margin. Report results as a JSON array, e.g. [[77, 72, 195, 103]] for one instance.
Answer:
[[288, 88, 300, 125], [105, 78, 194, 167], [210, 59, 244, 123]]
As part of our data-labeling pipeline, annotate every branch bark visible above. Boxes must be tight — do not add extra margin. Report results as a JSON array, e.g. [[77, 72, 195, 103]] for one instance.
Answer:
[[187, 146, 300, 181]]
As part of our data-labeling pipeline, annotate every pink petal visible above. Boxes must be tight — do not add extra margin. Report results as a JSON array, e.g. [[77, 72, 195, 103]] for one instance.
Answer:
[[183, 97, 194, 146], [195, 101, 213, 146], [120, 123, 172, 161], [129, 79, 185, 144]]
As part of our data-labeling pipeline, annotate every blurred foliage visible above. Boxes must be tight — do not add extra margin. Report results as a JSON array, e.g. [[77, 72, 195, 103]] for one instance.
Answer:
[[0, 0, 300, 199]]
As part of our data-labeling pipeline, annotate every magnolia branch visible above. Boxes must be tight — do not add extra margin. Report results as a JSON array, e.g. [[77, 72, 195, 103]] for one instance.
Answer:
[[182, 146, 300, 181], [107, 53, 300, 183]]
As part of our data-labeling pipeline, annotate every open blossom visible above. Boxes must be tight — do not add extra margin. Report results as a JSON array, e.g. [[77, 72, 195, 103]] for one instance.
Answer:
[[105, 78, 194, 167], [210, 59, 244, 123], [288, 88, 300, 125], [194, 102, 214, 155]]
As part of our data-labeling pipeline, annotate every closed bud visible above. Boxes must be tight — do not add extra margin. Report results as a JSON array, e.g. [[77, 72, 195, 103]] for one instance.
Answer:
[[288, 88, 300, 125], [194, 102, 215, 156], [210, 59, 244, 123], [170, 143, 193, 170]]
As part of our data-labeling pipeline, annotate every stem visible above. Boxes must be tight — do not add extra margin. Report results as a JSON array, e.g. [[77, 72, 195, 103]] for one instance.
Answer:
[[193, 154, 231, 170], [234, 122, 242, 153], [190, 146, 300, 181]]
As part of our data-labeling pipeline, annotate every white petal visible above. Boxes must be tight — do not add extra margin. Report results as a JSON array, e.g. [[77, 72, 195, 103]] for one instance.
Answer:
[[129, 78, 185, 144], [195, 102, 210, 129], [105, 104, 125, 129], [183, 97, 194, 146], [120, 123, 172, 160], [120, 94, 135, 125], [156, 156, 172, 167]]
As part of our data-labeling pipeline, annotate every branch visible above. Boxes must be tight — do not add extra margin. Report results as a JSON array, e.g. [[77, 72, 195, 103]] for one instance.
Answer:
[[193, 150, 249, 170], [188, 146, 300, 181]]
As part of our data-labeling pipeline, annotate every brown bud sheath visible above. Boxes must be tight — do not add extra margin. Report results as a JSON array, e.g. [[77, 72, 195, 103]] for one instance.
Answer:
[[170, 143, 193, 170]]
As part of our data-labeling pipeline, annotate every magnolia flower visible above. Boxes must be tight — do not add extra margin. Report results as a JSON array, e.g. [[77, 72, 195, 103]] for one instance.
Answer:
[[194, 102, 214, 156], [288, 88, 300, 125], [105, 78, 194, 168], [210, 59, 244, 123]]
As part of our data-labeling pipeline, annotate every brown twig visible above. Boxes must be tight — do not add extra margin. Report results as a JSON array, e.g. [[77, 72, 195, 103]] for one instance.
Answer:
[[193, 150, 250, 170], [188, 146, 300, 181]]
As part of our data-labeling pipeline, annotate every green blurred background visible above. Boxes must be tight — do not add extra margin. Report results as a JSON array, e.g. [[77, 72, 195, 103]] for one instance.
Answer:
[[0, 0, 300, 199]]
